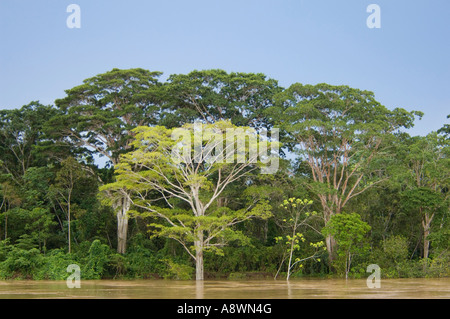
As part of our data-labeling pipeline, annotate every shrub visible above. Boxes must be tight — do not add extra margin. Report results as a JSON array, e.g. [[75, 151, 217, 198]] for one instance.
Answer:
[[35, 249, 79, 280], [82, 239, 114, 279], [383, 236, 409, 264], [0, 246, 44, 279], [228, 272, 247, 280], [161, 259, 194, 280], [425, 251, 450, 278], [123, 245, 166, 278]]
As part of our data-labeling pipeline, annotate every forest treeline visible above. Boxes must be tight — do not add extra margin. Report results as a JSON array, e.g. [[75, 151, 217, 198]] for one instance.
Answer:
[[0, 68, 448, 280]]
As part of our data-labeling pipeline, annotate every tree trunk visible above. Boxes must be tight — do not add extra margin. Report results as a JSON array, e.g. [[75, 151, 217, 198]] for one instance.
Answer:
[[68, 195, 71, 254], [321, 201, 337, 268], [195, 229, 204, 281], [116, 196, 131, 254], [423, 222, 430, 260], [422, 212, 434, 260], [345, 252, 352, 280], [4, 214, 7, 240], [286, 241, 294, 281], [286, 218, 298, 281], [325, 234, 337, 263], [423, 232, 430, 260]]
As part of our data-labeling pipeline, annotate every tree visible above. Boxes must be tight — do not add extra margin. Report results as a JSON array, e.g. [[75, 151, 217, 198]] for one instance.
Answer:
[[0, 181, 21, 240], [437, 114, 450, 139], [163, 69, 282, 129], [24, 207, 57, 253], [49, 157, 84, 253], [274, 197, 324, 280], [400, 132, 450, 259], [270, 83, 421, 261], [104, 120, 278, 280], [52, 68, 164, 254], [0, 102, 59, 187], [322, 212, 371, 279]]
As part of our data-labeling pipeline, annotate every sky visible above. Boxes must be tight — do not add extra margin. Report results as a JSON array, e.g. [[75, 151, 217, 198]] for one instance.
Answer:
[[0, 0, 449, 137]]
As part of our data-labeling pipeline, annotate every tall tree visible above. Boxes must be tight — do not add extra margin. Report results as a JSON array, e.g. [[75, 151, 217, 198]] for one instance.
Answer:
[[49, 157, 85, 253], [400, 132, 450, 259], [270, 83, 421, 261], [103, 121, 278, 280], [51, 68, 164, 254], [0, 181, 21, 240], [0, 102, 59, 186], [163, 69, 282, 129], [437, 114, 450, 139]]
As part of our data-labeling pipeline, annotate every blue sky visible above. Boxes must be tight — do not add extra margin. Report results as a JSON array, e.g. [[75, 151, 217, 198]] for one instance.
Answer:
[[1, 0, 449, 136]]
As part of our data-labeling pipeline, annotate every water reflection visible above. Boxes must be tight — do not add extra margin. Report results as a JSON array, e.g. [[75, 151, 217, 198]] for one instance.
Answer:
[[287, 281, 292, 299], [0, 278, 449, 299], [196, 280, 204, 299]]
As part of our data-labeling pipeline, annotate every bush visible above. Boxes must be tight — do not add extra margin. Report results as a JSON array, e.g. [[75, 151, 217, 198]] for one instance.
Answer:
[[35, 249, 79, 280], [0, 246, 44, 279], [82, 239, 114, 279], [228, 272, 247, 280], [383, 236, 409, 265], [396, 260, 426, 278], [204, 244, 280, 275], [123, 245, 166, 278], [425, 251, 450, 278], [161, 259, 194, 280]]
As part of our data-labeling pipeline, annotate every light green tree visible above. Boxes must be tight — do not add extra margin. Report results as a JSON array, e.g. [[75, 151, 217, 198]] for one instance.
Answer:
[[101, 120, 279, 280], [274, 197, 325, 280]]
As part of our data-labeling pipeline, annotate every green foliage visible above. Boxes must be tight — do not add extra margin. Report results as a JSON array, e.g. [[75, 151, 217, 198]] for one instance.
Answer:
[[383, 236, 410, 264], [0, 246, 44, 279], [322, 213, 371, 278], [204, 244, 279, 275], [81, 240, 113, 279], [164, 69, 281, 129], [109, 120, 276, 279], [0, 68, 448, 281], [427, 226, 450, 254], [161, 259, 194, 280], [369, 235, 410, 278], [274, 197, 325, 279], [35, 249, 79, 280], [122, 246, 165, 278]]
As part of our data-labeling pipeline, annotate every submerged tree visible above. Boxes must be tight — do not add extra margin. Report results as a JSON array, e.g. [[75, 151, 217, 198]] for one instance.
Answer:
[[274, 197, 324, 280], [103, 120, 279, 280]]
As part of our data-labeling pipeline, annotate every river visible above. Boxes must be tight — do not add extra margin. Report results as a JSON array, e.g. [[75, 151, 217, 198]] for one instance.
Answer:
[[0, 278, 449, 299]]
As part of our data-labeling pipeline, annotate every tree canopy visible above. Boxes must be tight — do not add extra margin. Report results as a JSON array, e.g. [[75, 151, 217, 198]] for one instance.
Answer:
[[0, 68, 448, 281]]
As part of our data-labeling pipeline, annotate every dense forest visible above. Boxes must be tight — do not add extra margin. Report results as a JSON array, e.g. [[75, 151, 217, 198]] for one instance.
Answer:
[[0, 68, 448, 281]]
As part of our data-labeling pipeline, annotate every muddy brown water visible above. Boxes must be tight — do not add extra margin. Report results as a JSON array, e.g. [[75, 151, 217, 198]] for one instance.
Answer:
[[0, 278, 448, 299]]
